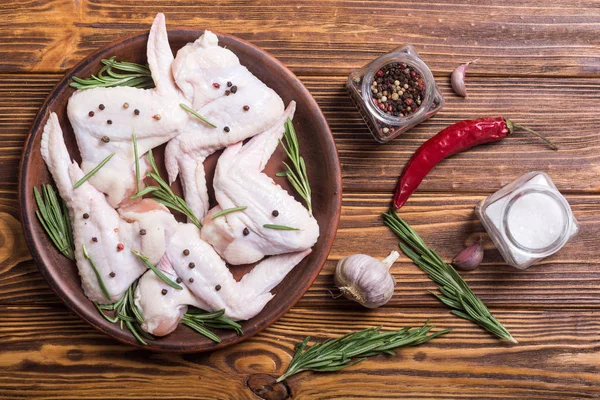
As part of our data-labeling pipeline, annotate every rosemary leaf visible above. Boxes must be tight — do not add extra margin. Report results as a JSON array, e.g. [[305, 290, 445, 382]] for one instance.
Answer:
[[179, 103, 217, 128], [263, 224, 300, 231], [181, 307, 243, 341], [142, 150, 202, 229], [70, 57, 154, 90], [34, 185, 75, 259], [211, 206, 247, 219], [279, 118, 312, 215], [132, 132, 140, 193], [382, 211, 517, 343], [73, 152, 115, 188], [277, 321, 450, 382], [131, 249, 183, 290], [82, 244, 111, 301]]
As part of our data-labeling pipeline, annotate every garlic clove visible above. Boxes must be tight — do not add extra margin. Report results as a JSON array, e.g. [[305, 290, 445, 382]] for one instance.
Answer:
[[452, 239, 484, 270], [334, 251, 398, 309], [451, 58, 479, 97]]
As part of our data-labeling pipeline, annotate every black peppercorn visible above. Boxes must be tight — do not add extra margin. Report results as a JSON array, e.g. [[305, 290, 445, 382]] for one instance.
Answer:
[[88, 111, 95, 117], [272, 210, 279, 217], [215, 285, 221, 291], [243, 105, 250, 111], [83, 213, 89, 219], [230, 85, 238, 94], [109, 272, 116, 278], [189, 277, 194, 283], [99, 104, 105, 110], [224, 90, 231, 96], [223, 126, 230, 133], [92, 237, 98, 242], [134, 109, 140, 115], [107, 120, 112, 125], [161, 289, 168, 295], [189, 262, 195, 269], [101, 136, 110, 143], [183, 249, 190, 256], [227, 81, 232, 87], [176, 277, 182, 283], [123, 102, 129, 109], [139, 229, 147, 236], [243, 227, 250, 236]]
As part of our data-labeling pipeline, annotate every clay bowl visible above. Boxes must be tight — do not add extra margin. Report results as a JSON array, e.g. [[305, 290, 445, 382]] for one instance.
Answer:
[[19, 30, 341, 352]]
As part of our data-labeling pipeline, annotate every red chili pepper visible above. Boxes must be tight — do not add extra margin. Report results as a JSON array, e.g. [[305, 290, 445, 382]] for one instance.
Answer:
[[393, 117, 557, 209]]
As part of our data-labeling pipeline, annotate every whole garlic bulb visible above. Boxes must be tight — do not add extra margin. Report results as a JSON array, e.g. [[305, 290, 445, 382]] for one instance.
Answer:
[[334, 251, 399, 308]]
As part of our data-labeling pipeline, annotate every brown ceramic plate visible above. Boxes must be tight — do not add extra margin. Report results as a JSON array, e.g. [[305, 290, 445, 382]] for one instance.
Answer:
[[19, 29, 341, 352]]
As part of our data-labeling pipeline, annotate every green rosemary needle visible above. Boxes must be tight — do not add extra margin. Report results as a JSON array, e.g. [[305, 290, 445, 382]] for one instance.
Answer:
[[34, 184, 74, 260], [263, 224, 300, 231], [382, 211, 517, 343], [211, 206, 248, 219], [279, 118, 312, 215], [82, 244, 111, 301], [70, 57, 154, 90], [132, 132, 140, 193], [131, 249, 183, 290], [137, 149, 202, 229], [179, 103, 217, 128], [277, 321, 450, 382], [73, 152, 115, 188], [181, 308, 243, 343]]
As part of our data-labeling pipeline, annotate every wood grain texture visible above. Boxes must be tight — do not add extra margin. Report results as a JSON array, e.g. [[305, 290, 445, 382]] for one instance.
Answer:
[[1, 0, 600, 398], [0, 306, 598, 399]]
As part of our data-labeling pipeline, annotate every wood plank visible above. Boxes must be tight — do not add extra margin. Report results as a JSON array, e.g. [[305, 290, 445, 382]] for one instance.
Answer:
[[0, 305, 598, 399], [1, 1, 600, 76], [2, 193, 598, 309], [0, 74, 599, 198]]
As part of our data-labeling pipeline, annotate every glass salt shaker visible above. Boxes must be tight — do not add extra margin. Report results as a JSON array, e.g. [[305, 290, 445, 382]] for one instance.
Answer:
[[347, 44, 444, 143], [476, 171, 579, 269]]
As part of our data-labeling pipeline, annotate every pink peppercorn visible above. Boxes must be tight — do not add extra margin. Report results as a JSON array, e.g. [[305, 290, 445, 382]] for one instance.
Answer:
[[116, 243, 124, 251], [212, 82, 220, 88]]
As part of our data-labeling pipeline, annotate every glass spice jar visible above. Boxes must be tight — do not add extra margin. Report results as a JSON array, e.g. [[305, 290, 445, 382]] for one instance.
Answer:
[[347, 44, 444, 143], [476, 171, 579, 269]]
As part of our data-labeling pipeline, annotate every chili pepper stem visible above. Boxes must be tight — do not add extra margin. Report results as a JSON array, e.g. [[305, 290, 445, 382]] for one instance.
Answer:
[[507, 120, 558, 151]]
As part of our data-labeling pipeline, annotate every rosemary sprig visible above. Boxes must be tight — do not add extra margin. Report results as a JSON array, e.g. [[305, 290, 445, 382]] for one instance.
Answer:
[[277, 321, 450, 382], [94, 278, 151, 345], [70, 57, 154, 90], [131, 249, 183, 290], [211, 206, 247, 219], [73, 152, 115, 188], [132, 149, 202, 229], [382, 211, 517, 343], [132, 132, 140, 193], [34, 185, 74, 260], [181, 308, 243, 343], [82, 244, 111, 301], [179, 103, 217, 128], [279, 118, 312, 215], [263, 224, 300, 231]]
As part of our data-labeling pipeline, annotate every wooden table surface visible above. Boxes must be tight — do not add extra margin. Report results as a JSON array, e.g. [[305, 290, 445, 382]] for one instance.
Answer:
[[1, 1, 599, 399]]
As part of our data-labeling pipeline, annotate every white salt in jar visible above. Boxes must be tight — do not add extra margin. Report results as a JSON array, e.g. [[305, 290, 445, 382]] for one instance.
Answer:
[[475, 172, 579, 269]]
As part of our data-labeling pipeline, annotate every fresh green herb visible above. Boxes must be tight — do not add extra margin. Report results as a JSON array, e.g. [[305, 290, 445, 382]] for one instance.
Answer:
[[34, 185, 74, 260], [131, 249, 183, 290], [70, 57, 154, 90], [132, 132, 140, 193], [132, 149, 202, 229], [73, 152, 115, 188], [94, 279, 152, 345], [82, 244, 111, 301], [277, 321, 450, 382], [382, 211, 517, 343], [279, 118, 312, 215], [211, 206, 247, 219], [179, 103, 217, 128], [181, 308, 243, 343], [263, 224, 300, 231]]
